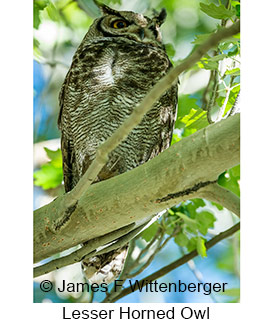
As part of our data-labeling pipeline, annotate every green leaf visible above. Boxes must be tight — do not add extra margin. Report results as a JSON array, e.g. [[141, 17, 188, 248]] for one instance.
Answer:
[[34, 38, 40, 48], [34, 163, 63, 189], [196, 211, 216, 235], [184, 201, 198, 218], [218, 40, 239, 51], [165, 43, 176, 59], [218, 165, 240, 197], [207, 54, 227, 62], [171, 132, 182, 145], [46, 2, 61, 22], [177, 95, 199, 122], [181, 128, 197, 138], [165, 225, 174, 235], [180, 108, 205, 127], [192, 33, 212, 45], [230, 164, 240, 177], [198, 57, 219, 70], [34, 4, 41, 29], [102, 0, 121, 4], [141, 222, 159, 242], [34, 38, 42, 61], [187, 237, 197, 252], [200, 3, 235, 19], [33, 0, 49, 29], [221, 288, 240, 297], [226, 45, 239, 57], [175, 211, 198, 234], [197, 236, 207, 257], [44, 147, 62, 167], [178, 106, 208, 131], [33, 148, 63, 190], [211, 202, 224, 210], [231, 1, 240, 18], [174, 232, 189, 247], [176, 212, 197, 226], [235, 5, 240, 18], [225, 68, 240, 76], [191, 198, 206, 208], [175, 95, 209, 133], [186, 113, 208, 130], [231, 0, 240, 6], [216, 237, 240, 273]]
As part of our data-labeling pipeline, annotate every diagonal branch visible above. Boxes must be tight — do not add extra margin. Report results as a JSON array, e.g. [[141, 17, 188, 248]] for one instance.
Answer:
[[105, 222, 240, 303], [65, 21, 240, 207], [198, 183, 240, 217]]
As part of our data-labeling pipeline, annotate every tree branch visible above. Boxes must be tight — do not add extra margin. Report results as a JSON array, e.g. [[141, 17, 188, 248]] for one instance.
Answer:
[[34, 113, 240, 266], [197, 183, 240, 217], [64, 21, 240, 207], [33, 22, 240, 270], [105, 222, 240, 303], [33, 222, 136, 277]]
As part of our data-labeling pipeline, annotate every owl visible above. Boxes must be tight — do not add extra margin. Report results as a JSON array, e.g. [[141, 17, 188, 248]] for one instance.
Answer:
[[58, 3, 178, 284]]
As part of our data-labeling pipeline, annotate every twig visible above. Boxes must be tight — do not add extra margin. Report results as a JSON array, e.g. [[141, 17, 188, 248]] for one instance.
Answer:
[[126, 232, 165, 279], [226, 91, 240, 117], [105, 222, 240, 303], [92, 222, 148, 257], [34, 222, 136, 277], [186, 258, 218, 303], [41, 59, 70, 69], [202, 0, 233, 123], [215, 75, 235, 122], [202, 68, 218, 113]]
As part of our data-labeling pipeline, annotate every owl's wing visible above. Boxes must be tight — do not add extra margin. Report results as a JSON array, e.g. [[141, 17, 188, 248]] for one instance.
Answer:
[[157, 81, 179, 155], [60, 134, 77, 193], [58, 73, 78, 193], [57, 75, 67, 130]]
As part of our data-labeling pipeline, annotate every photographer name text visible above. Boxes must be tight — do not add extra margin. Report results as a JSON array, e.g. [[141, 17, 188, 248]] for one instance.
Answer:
[[57, 279, 227, 296]]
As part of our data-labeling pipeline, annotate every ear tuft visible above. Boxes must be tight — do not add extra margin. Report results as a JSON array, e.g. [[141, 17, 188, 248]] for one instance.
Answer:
[[94, 1, 119, 16], [153, 8, 167, 26]]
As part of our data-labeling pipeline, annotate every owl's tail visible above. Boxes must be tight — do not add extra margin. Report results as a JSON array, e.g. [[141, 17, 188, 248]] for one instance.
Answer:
[[81, 244, 129, 285]]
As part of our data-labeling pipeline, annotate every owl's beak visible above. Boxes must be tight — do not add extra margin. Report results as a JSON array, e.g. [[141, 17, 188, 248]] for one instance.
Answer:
[[138, 28, 145, 40]]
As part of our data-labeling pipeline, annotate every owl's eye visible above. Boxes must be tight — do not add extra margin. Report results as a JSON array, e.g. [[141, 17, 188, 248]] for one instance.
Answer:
[[111, 20, 128, 29]]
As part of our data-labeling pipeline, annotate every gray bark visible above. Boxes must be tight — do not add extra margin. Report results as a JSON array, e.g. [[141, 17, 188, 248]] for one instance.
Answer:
[[34, 113, 240, 264]]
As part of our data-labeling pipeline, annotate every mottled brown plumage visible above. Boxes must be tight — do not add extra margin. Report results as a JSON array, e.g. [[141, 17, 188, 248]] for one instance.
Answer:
[[58, 3, 178, 284]]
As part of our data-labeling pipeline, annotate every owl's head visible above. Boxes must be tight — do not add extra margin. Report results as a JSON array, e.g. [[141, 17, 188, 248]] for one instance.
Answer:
[[89, 3, 167, 47]]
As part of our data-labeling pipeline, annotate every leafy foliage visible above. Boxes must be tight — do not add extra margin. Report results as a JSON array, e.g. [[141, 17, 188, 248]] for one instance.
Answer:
[[140, 221, 160, 242], [199, 2, 236, 20], [33, 0, 240, 304], [141, 199, 216, 260], [218, 165, 240, 197], [34, 148, 63, 189], [34, 0, 50, 29]]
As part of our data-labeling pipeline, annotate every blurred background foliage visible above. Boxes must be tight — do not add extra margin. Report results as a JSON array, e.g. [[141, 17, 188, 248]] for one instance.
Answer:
[[33, 0, 240, 303]]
